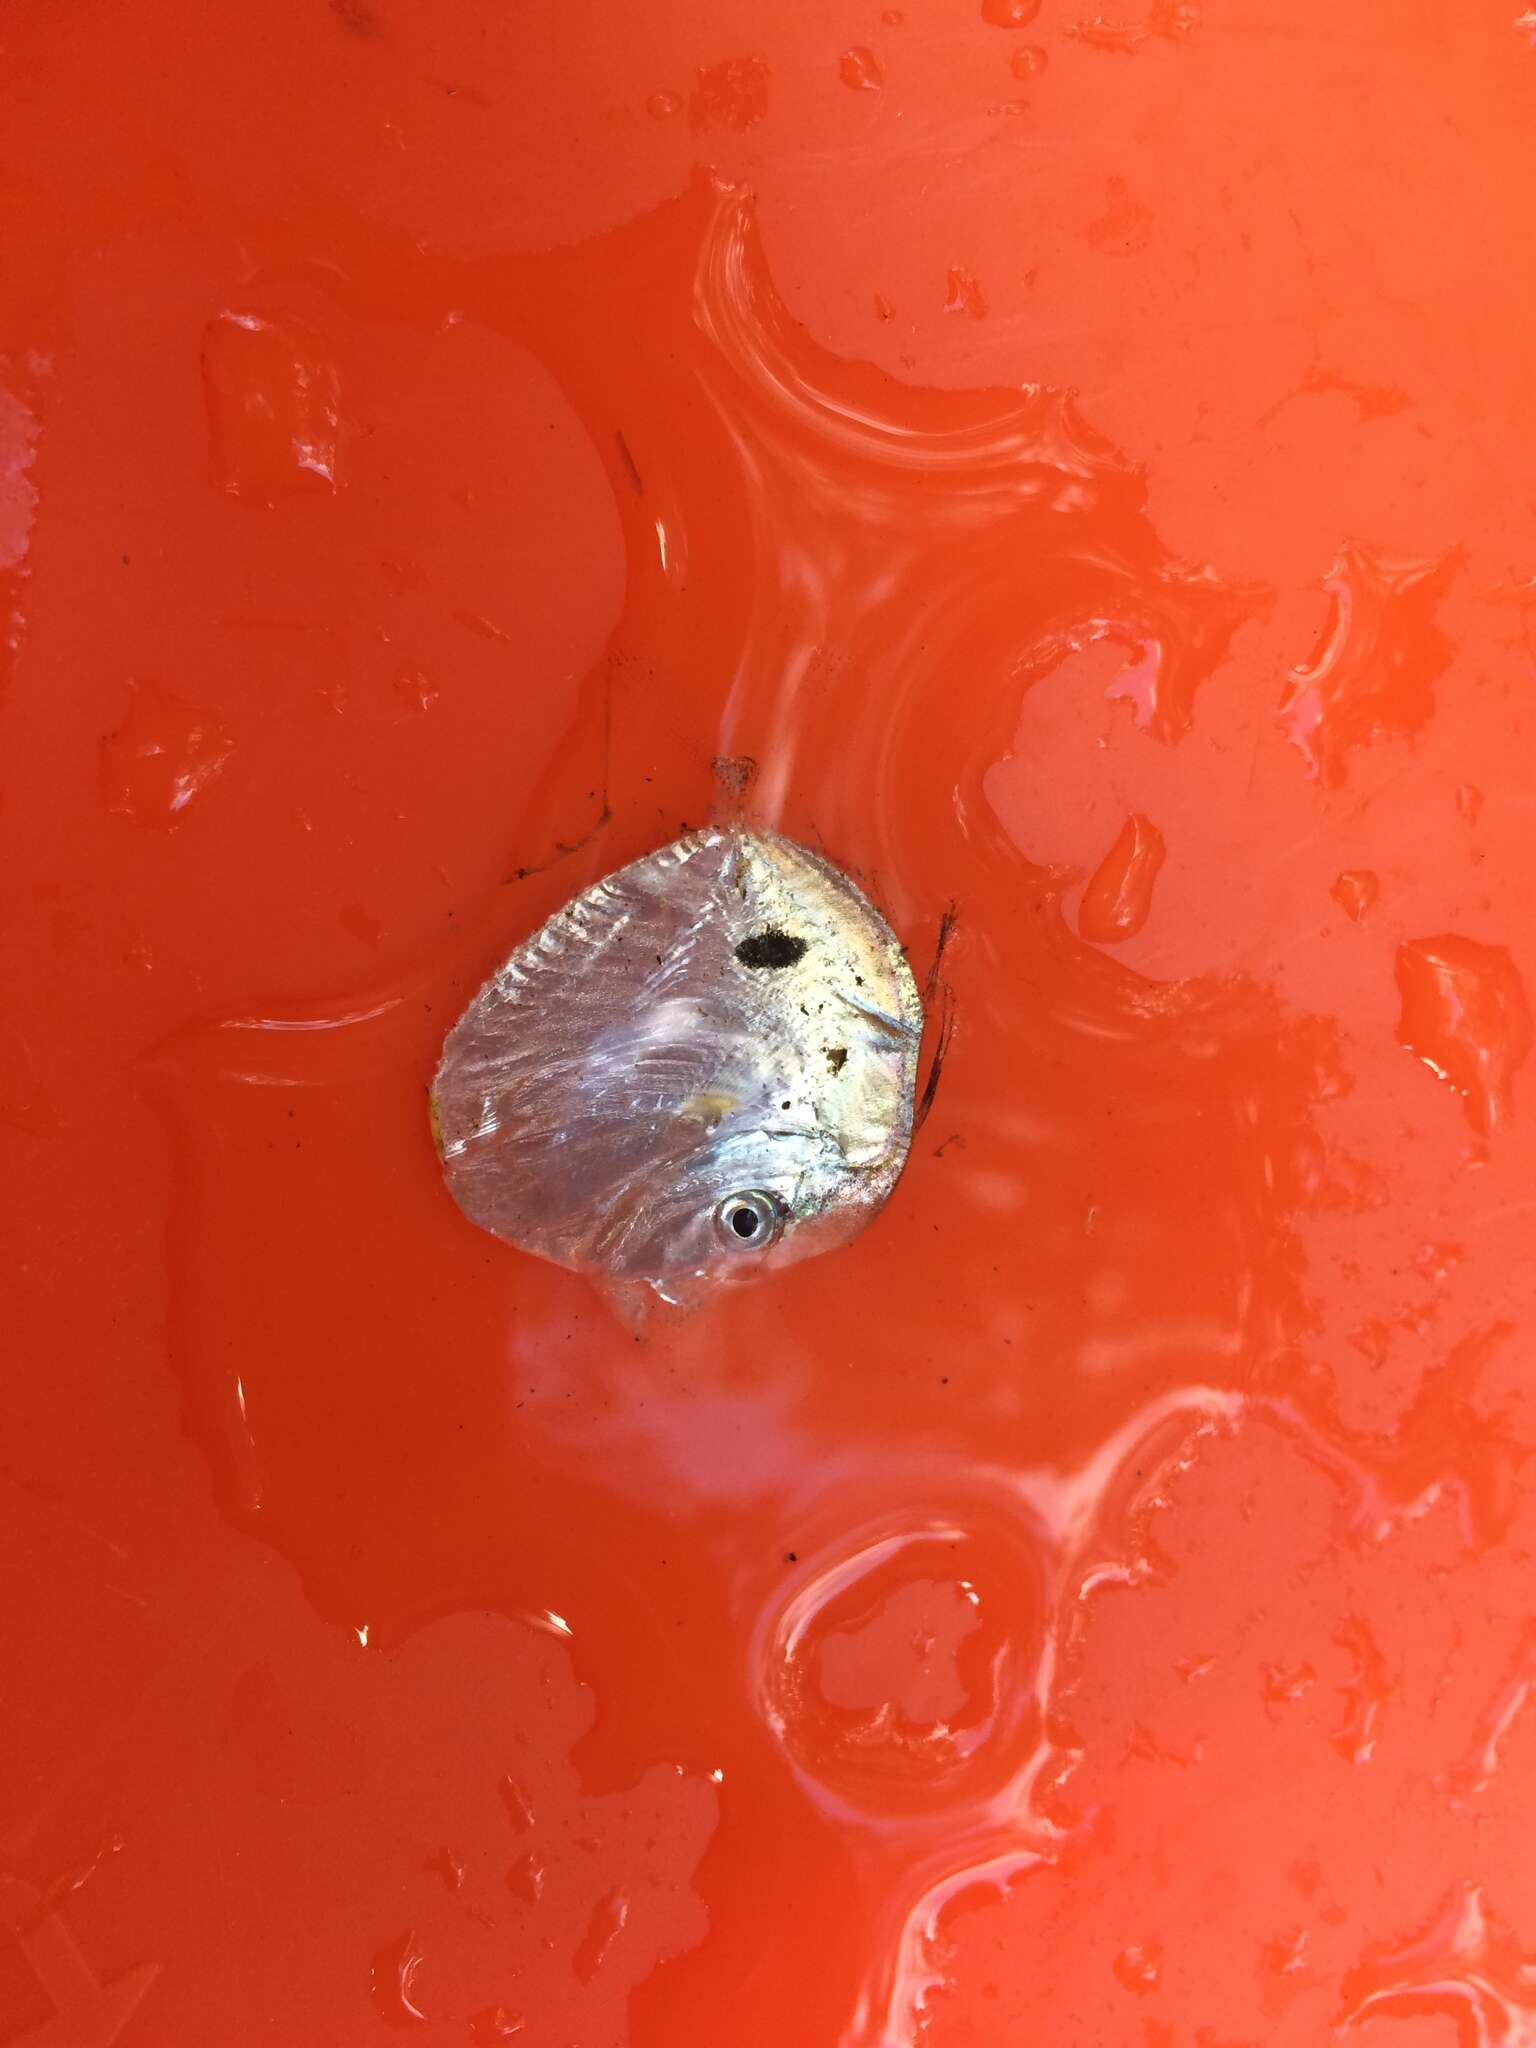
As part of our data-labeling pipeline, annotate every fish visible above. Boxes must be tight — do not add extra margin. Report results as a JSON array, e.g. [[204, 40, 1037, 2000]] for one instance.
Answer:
[[430, 825, 923, 1308]]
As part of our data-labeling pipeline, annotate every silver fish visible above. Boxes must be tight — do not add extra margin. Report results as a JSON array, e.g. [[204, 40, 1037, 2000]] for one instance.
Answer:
[[431, 826, 922, 1306]]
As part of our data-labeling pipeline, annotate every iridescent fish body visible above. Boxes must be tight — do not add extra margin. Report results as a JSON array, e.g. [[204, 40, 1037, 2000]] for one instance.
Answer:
[[431, 826, 922, 1306]]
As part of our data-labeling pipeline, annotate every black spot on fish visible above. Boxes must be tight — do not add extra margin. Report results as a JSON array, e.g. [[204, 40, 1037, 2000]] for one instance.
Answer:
[[827, 1047, 848, 1074], [736, 929, 807, 970]]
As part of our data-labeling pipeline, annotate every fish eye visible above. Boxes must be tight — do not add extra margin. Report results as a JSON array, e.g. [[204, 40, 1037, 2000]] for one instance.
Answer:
[[714, 1189, 783, 1252]]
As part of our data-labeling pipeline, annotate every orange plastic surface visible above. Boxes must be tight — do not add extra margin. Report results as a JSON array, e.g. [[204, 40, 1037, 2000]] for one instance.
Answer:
[[3, 2, 1535, 2043]]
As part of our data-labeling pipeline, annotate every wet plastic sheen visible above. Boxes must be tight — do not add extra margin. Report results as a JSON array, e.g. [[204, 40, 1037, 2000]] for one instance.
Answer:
[[2, 2, 1535, 2044]]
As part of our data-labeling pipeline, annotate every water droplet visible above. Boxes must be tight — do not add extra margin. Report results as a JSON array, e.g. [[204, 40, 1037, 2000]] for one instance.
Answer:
[[1068, 14, 1151, 47], [1068, 0, 1200, 46], [1078, 814, 1166, 943], [1007, 571, 1268, 750], [505, 1853, 545, 1904], [1449, 1635, 1536, 1801], [1113, 1940, 1163, 1993], [755, 1511, 1043, 1815], [394, 664, 438, 711], [873, 293, 895, 322], [1396, 936, 1532, 1137], [470, 2007, 526, 2041], [1278, 545, 1456, 783], [498, 1777, 535, 1831], [202, 310, 339, 499], [882, 6, 905, 19], [1414, 1239, 1464, 1282], [572, 1888, 630, 1982], [1086, 175, 1153, 257], [839, 46, 884, 90], [1331, 869, 1379, 923], [944, 268, 989, 319], [0, 385, 40, 572], [370, 1930, 428, 2025], [1340, 1886, 1536, 2041], [689, 56, 770, 132], [981, 0, 1041, 24], [1262, 1661, 1317, 1705], [101, 681, 236, 825], [1011, 43, 1048, 75], [645, 89, 682, 119], [1331, 1615, 1389, 1765], [423, 1848, 462, 1892], [1457, 783, 1485, 825], [1260, 1930, 1310, 1977]]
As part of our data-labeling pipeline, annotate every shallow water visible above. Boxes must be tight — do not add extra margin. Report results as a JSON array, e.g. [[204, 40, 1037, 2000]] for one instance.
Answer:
[[3, 1, 1536, 2042]]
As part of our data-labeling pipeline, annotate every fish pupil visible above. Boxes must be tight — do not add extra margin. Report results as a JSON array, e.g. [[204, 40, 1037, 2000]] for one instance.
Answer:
[[735, 929, 807, 970], [715, 1188, 781, 1251]]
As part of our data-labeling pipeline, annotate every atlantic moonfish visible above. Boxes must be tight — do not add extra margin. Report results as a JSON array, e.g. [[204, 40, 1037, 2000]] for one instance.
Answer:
[[430, 825, 923, 1308]]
